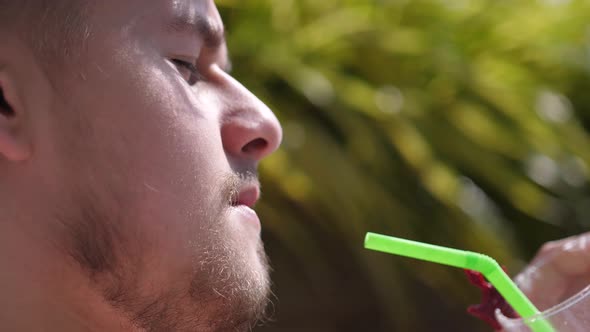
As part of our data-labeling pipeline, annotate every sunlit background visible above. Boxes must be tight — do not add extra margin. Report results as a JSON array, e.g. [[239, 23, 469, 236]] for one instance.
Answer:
[[218, 0, 590, 331]]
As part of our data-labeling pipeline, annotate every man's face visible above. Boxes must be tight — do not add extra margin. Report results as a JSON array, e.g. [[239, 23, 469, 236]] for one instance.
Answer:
[[0, 0, 281, 330]]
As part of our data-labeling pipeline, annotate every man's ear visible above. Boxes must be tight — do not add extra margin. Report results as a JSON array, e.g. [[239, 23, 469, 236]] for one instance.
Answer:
[[0, 73, 31, 161]]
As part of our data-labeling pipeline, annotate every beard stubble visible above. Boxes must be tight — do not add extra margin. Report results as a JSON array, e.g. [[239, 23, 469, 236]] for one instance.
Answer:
[[53, 172, 273, 331]]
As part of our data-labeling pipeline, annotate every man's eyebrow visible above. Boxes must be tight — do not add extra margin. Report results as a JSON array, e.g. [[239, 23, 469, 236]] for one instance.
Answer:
[[166, 13, 232, 72], [167, 13, 226, 49]]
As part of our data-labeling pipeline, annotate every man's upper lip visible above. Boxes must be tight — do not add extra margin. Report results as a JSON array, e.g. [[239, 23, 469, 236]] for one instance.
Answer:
[[235, 185, 260, 208]]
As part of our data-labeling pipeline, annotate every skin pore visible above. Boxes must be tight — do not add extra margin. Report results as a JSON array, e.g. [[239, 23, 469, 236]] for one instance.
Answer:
[[0, 0, 282, 331]]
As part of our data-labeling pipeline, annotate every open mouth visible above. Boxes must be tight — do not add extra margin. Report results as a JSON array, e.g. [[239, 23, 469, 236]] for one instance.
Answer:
[[228, 183, 263, 232]]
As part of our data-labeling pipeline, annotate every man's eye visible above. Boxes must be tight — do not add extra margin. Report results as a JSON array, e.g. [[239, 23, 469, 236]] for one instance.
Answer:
[[171, 59, 201, 85]]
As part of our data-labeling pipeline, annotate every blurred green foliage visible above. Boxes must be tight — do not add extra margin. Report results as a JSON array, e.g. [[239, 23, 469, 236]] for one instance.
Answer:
[[218, 0, 590, 331]]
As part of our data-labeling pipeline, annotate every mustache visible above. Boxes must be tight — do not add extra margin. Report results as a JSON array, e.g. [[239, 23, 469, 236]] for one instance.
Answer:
[[221, 171, 260, 206]]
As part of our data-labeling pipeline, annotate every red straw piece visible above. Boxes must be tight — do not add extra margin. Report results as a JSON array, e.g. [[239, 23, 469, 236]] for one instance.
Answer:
[[465, 269, 520, 330]]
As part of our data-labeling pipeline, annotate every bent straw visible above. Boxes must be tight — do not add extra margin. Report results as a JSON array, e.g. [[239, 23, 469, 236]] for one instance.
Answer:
[[364, 232, 555, 332]]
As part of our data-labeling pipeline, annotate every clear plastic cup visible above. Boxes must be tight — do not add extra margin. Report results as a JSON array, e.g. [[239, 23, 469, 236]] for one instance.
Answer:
[[497, 251, 590, 332]]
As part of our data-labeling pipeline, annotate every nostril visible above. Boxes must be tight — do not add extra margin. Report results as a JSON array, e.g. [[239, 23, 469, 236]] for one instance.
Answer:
[[242, 138, 268, 155]]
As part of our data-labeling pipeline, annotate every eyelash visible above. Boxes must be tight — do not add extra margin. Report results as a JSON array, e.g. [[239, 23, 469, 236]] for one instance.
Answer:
[[171, 59, 202, 85]]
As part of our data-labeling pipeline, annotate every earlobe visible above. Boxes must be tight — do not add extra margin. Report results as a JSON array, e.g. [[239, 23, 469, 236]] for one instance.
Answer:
[[0, 75, 31, 162]]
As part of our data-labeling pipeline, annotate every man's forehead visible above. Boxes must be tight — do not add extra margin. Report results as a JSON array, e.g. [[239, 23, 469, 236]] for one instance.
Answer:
[[90, 0, 229, 70], [168, 0, 222, 28], [169, 0, 209, 17], [166, 0, 226, 49]]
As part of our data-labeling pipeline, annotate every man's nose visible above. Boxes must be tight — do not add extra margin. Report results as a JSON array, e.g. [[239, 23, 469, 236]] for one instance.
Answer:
[[215, 67, 283, 162]]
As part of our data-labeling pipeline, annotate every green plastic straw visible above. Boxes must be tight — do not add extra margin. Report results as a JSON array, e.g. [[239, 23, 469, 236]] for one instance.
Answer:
[[364, 232, 555, 332]]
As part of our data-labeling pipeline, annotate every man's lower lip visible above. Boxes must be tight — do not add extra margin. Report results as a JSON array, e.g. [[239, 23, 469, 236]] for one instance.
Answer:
[[231, 205, 261, 231]]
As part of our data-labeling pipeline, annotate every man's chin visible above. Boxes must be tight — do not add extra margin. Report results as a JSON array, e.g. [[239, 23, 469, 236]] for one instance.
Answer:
[[111, 242, 272, 332], [187, 235, 272, 331], [203, 279, 272, 331]]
